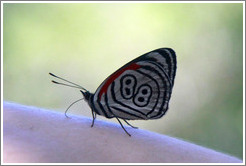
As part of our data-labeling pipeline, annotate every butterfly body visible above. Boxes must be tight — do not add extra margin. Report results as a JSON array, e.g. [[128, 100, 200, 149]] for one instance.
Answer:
[[50, 48, 177, 136]]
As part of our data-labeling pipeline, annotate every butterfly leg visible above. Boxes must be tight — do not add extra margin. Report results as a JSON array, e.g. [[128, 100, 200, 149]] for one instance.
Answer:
[[123, 119, 138, 129], [115, 117, 131, 137], [91, 110, 96, 127]]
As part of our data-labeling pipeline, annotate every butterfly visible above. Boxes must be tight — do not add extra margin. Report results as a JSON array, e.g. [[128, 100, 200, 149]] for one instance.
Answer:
[[50, 48, 177, 136]]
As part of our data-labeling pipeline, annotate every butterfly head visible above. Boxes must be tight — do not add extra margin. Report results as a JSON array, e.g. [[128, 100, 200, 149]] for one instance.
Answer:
[[80, 90, 92, 102]]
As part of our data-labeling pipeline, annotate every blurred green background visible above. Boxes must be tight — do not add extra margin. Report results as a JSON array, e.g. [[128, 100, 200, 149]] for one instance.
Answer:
[[3, 3, 243, 159]]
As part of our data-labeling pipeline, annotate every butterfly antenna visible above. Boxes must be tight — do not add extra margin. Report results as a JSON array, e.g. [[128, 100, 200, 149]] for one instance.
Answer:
[[49, 73, 87, 91], [51, 80, 84, 89], [65, 98, 84, 118]]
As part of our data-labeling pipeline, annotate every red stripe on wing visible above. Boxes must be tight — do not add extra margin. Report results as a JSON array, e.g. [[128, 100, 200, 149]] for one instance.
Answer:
[[98, 63, 141, 100]]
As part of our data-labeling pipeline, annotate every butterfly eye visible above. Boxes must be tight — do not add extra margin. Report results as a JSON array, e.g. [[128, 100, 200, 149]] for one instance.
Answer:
[[120, 74, 136, 99], [133, 85, 152, 107]]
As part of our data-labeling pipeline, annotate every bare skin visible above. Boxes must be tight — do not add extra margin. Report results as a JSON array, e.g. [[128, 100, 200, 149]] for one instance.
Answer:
[[3, 101, 242, 163]]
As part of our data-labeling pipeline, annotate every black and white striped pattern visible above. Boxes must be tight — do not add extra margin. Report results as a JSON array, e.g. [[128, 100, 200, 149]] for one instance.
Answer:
[[90, 48, 177, 120]]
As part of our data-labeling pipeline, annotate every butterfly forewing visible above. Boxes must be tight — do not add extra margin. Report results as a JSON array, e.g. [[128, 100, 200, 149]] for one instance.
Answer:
[[92, 48, 176, 120]]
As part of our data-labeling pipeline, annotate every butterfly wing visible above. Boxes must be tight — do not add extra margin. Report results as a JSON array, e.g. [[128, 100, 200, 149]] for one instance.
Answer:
[[91, 48, 177, 120]]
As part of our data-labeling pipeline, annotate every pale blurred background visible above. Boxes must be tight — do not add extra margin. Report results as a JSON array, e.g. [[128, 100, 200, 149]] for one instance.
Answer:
[[3, 3, 243, 159]]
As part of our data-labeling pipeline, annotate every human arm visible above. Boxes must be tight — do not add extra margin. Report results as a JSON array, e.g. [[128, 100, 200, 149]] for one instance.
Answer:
[[3, 101, 243, 163]]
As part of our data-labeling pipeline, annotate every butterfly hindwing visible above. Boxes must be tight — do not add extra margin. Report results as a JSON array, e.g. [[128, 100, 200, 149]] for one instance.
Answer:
[[92, 48, 177, 120]]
